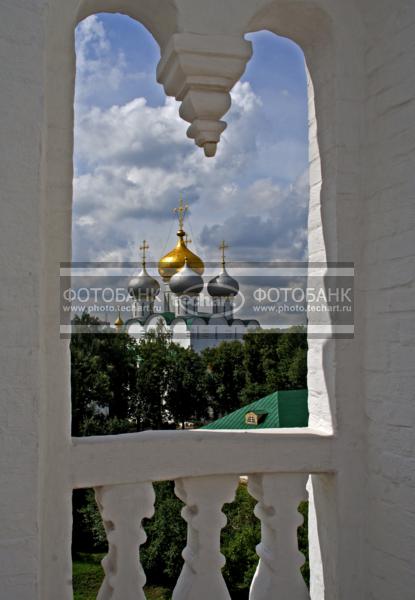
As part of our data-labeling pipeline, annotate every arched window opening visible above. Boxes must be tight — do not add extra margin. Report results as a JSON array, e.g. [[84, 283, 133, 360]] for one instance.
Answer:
[[71, 19, 310, 437], [71, 15, 313, 597]]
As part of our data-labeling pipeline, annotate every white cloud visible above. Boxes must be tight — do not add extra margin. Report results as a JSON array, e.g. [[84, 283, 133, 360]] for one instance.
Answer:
[[75, 96, 189, 172], [76, 215, 96, 227], [72, 16, 308, 266], [230, 81, 262, 114], [75, 15, 146, 111], [199, 172, 308, 261], [76, 16, 123, 106]]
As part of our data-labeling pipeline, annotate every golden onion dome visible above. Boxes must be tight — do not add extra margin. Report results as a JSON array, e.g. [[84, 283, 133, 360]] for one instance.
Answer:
[[158, 229, 204, 282], [114, 313, 124, 329]]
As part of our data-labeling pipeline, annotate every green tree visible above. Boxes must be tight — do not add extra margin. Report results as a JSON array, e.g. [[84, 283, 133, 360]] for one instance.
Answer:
[[134, 323, 173, 430], [298, 500, 310, 586], [73, 489, 107, 554], [270, 326, 307, 390], [201, 328, 307, 418], [77, 415, 135, 437], [71, 314, 112, 435], [166, 345, 208, 428], [242, 327, 307, 398], [141, 481, 186, 586], [242, 330, 282, 393], [202, 341, 247, 417], [70, 312, 139, 435], [222, 483, 260, 594], [287, 345, 307, 388], [97, 327, 140, 419]]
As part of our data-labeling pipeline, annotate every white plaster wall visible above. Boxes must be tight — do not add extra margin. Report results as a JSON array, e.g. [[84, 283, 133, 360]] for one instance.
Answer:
[[0, 2, 45, 597], [38, 1, 77, 597], [361, 2, 415, 597]]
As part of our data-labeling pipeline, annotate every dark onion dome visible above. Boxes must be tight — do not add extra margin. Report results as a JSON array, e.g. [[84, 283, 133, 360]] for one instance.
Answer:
[[128, 266, 160, 300], [169, 257, 204, 296], [207, 266, 239, 297]]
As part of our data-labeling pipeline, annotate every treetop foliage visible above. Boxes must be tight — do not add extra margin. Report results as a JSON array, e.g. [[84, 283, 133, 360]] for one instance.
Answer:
[[71, 313, 307, 435]]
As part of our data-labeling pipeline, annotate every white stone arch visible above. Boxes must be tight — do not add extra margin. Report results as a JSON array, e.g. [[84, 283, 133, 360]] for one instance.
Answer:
[[187, 316, 207, 335], [229, 317, 245, 340], [36, 1, 367, 598], [75, 0, 178, 48], [126, 320, 145, 338], [246, 319, 260, 331], [171, 318, 191, 348], [145, 314, 170, 334]]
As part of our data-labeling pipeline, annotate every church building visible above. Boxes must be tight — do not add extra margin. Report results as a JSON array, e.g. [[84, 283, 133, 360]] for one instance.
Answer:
[[122, 198, 260, 351]]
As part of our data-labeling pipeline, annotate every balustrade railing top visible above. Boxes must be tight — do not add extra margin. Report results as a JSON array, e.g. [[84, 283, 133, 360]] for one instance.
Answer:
[[71, 430, 334, 599], [71, 429, 334, 488]]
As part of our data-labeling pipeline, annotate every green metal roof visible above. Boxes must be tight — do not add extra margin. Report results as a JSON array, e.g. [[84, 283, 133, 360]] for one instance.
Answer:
[[175, 315, 209, 327], [201, 389, 308, 430], [156, 311, 176, 325]]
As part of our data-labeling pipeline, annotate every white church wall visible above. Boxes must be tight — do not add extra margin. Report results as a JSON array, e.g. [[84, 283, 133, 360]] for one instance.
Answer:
[[171, 320, 191, 349], [190, 323, 212, 353], [126, 322, 145, 338]]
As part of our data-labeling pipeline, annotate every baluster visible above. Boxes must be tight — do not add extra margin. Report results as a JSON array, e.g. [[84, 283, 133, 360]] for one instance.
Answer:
[[172, 475, 239, 600], [248, 473, 309, 600], [94, 482, 155, 600]]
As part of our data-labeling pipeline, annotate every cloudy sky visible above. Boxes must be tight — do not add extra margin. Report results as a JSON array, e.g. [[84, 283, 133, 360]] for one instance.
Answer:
[[73, 14, 309, 272]]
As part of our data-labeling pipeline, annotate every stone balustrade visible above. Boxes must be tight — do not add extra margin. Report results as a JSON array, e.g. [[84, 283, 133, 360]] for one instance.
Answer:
[[71, 430, 334, 599]]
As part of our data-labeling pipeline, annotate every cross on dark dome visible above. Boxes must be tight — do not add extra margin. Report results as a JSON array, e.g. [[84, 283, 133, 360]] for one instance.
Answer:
[[139, 240, 149, 266], [219, 240, 229, 266]]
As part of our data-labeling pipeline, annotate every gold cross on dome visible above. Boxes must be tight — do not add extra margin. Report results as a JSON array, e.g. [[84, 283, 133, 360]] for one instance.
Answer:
[[173, 195, 189, 230], [139, 240, 149, 266], [185, 234, 192, 245], [219, 240, 229, 266]]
